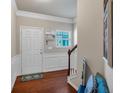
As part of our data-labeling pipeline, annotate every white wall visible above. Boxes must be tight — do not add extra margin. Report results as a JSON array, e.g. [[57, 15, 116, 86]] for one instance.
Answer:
[[104, 59, 113, 93]]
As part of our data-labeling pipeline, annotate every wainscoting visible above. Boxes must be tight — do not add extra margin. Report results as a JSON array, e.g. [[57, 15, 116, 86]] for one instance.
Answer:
[[104, 58, 113, 93], [11, 53, 68, 89], [43, 53, 68, 72], [11, 54, 21, 89]]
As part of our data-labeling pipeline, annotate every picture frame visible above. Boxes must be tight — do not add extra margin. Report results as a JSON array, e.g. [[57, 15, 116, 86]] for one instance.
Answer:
[[103, 0, 113, 68]]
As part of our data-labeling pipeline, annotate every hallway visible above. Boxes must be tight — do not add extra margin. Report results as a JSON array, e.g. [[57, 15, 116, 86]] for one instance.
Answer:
[[12, 70, 76, 93]]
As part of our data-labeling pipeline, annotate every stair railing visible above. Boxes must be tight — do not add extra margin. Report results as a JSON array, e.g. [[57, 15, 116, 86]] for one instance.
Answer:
[[68, 44, 77, 76]]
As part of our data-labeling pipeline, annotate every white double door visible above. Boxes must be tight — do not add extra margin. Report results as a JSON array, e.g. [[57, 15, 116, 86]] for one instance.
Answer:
[[21, 26, 44, 75]]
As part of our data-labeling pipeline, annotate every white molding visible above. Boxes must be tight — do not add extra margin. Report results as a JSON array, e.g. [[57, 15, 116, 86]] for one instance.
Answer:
[[43, 53, 68, 72], [68, 75, 78, 80], [102, 57, 108, 64], [11, 54, 21, 90], [44, 53, 67, 57], [12, 0, 18, 11], [67, 77, 78, 91], [43, 67, 68, 72], [104, 59, 113, 93], [16, 10, 73, 23]]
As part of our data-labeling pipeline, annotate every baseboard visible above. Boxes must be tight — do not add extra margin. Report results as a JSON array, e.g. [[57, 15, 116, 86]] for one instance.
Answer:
[[11, 76, 17, 90], [67, 77, 78, 91], [11, 54, 21, 90], [43, 66, 68, 72]]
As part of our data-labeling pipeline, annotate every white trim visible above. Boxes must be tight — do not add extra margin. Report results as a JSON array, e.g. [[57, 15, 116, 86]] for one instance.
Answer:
[[43, 67, 68, 72], [104, 59, 113, 93], [44, 53, 67, 58], [12, 0, 18, 11], [103, 57, 108, 64], [16, 10, 73, 23], [11, 54, 21, 90], [20, 26, 22, 76], [68, 75, 78, 80], [67, 77, 78, 91]]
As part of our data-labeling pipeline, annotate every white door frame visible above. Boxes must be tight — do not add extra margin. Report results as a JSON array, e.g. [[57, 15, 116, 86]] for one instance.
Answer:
[[20, 25, 44, 75]]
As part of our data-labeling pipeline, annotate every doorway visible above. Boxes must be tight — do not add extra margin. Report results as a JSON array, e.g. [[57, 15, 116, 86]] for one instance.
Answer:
[[21, 26, 44, 75]]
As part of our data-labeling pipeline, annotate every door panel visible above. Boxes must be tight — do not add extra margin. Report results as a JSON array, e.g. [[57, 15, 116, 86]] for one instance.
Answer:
[[21, 27, 44, 75]]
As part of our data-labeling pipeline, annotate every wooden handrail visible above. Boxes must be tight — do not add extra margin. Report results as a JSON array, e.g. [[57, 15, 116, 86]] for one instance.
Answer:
[[68, 44, 77, 76], [68, 45, 77, 54]]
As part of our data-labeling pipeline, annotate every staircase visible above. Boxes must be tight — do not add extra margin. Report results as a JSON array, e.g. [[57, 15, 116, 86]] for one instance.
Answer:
[[67, 45, 78, 90], [69, 50, 78, 79], [67, 45, 77, 76]]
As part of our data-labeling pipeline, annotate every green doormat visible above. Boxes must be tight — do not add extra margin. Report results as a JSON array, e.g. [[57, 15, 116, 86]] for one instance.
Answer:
[[21, 73, 43, 82]]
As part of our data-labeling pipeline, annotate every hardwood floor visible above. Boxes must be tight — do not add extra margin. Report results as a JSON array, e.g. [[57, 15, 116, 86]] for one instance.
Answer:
[[12, 70, 77, 93]]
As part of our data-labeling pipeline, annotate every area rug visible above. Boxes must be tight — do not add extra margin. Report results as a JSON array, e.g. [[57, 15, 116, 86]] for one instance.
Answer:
[[21, 73, 43, 82]]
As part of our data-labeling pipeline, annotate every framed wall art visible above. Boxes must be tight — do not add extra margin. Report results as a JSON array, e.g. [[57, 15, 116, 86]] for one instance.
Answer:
[[103, 0, 113, 68]]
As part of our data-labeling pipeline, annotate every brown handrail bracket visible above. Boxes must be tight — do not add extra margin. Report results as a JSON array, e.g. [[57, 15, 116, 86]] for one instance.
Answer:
[[68, 44, 77, 76]]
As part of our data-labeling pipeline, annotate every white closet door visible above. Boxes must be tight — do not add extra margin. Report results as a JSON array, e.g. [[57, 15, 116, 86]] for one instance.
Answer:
[[21, 26, 44, 75]]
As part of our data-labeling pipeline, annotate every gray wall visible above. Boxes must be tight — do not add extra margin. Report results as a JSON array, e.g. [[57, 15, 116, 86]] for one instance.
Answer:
[[77, 0, 104, 76], [11, 0, 17, 57], [16, 16, 74, 54], [76, 0, 113, 92]]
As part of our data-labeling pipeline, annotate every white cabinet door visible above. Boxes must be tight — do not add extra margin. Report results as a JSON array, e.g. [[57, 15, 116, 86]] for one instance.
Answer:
[[21, 26, 44, 75]]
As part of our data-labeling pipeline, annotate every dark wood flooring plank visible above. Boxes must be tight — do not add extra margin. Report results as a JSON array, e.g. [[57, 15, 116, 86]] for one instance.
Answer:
[[12, 70, 76, 93]]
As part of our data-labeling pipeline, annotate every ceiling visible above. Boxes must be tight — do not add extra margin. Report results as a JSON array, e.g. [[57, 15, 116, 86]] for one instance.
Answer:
[[16, 0, 77, 19]]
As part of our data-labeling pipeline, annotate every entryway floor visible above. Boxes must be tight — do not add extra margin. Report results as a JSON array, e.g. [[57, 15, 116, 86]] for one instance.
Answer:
[[12, 70, 76, 93]]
